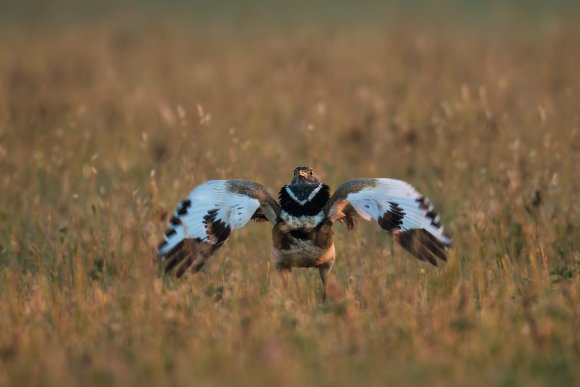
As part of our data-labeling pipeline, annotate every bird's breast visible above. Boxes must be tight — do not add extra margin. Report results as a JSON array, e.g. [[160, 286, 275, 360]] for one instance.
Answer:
[[271, 219, 335, 268], [280, 210, 325, 228]]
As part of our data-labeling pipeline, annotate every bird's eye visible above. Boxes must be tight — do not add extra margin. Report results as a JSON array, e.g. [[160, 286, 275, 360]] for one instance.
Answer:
[[309, 171, 313, 176]]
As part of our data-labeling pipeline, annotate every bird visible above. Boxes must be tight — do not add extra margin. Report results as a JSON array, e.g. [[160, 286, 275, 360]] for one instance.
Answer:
[[157, 166, 452, 297]]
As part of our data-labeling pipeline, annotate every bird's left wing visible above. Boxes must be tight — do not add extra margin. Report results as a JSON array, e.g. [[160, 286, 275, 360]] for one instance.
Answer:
[[324, 178, 452, 266], [157, 180, 280, 277]]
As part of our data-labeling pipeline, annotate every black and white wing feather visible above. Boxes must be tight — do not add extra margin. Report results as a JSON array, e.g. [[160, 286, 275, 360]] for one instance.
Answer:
[[157, 180, 280, 277], [324, 178, 452, 265]]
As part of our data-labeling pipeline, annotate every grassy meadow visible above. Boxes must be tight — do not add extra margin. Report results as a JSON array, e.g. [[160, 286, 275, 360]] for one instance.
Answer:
[[0, 6, 579, 386]]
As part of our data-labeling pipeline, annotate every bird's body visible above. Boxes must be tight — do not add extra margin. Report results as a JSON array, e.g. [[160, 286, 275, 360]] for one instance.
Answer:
[[157, 167, 452, 296], [274, 182, 334, 272]]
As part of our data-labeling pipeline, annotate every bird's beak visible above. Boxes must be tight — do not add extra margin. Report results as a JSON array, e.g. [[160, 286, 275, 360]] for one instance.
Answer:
[[298, 171, 308, 178]]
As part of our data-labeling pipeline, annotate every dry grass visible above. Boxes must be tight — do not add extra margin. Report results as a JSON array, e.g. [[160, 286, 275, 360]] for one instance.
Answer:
[[0, 13, 579, 387]]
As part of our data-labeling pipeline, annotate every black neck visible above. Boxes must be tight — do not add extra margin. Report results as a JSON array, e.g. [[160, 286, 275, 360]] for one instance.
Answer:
[[279, 183, 330, 217]]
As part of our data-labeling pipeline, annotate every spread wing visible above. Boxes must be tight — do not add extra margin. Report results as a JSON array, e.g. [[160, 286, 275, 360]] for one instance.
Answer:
[[157, 180, 280, 277], [324, 178, 452, 266]]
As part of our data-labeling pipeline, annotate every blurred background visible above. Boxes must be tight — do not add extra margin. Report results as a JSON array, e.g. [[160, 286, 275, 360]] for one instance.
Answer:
[[0, 0, 579, 27], [0, 1, 579, 386]]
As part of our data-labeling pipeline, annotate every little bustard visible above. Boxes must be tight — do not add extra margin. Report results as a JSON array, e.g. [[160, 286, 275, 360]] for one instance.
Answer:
[[157, 167, 452, 297]]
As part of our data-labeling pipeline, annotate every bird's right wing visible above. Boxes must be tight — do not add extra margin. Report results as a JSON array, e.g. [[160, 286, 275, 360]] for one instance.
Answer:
[[157, 180, 280, 277], [324, 178, 452, 265]]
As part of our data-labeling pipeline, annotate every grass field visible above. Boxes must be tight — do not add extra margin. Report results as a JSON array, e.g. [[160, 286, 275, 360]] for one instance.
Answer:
[[0, 5, 579, 386]]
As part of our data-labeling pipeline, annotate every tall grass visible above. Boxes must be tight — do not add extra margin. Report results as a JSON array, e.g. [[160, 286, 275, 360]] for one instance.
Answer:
[[0, 16, 579, 386]]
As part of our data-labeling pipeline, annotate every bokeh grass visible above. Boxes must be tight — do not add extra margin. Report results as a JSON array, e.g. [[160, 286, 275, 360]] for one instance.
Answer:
[[0, 8, 579, 386]]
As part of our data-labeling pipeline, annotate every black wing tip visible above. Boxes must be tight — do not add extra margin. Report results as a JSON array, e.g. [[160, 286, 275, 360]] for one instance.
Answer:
[[160, 238, 218, 278], [395, 229, 449, 266]]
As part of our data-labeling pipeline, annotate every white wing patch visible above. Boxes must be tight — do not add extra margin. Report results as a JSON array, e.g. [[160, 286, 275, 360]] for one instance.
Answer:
[[345, 178, 451, 246], [158, 180, 260, 256]]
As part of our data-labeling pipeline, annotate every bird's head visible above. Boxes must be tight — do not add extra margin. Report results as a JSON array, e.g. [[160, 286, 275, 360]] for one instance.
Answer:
[[291, 166, 321, 184]]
